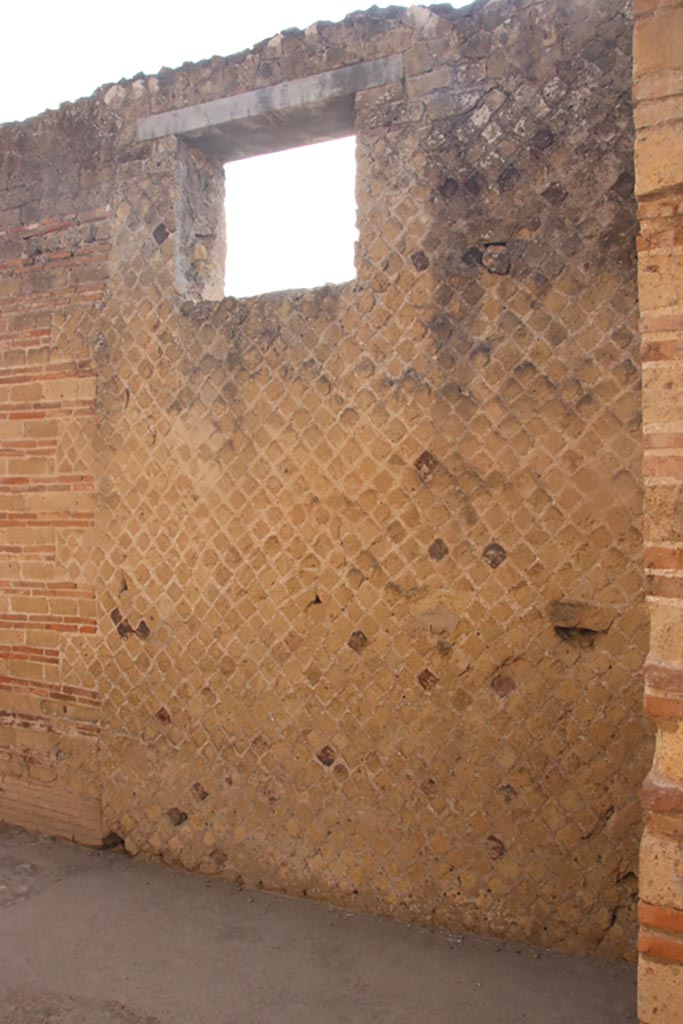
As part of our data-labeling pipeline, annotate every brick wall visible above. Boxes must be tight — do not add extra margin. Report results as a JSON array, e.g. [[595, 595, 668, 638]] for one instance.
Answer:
[[634, 0, 683, 1017], [0, 0, 651, 959], [0, 109, 115, 841]]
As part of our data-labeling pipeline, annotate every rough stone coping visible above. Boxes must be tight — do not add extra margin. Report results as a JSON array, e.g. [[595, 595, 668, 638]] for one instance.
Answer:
[[136, 55, 404, 161]]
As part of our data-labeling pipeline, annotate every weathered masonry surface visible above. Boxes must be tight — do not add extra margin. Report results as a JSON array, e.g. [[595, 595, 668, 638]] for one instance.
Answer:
[[633, 0, 683, 1020], [0, 0, 651, 965]]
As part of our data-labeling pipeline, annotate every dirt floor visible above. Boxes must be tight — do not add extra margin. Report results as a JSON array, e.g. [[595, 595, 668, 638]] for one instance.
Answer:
[[0, 824, 636, 1024]]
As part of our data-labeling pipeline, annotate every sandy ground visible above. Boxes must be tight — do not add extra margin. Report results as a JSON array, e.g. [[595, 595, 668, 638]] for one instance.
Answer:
[[0, 824, 636, 1024]]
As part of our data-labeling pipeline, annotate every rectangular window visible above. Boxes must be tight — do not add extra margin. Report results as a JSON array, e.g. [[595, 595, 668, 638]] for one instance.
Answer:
[[224, 136, 357, 298]]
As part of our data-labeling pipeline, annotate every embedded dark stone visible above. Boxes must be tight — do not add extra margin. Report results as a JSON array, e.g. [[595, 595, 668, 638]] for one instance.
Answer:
[[411, 249, 430, 271], [167, 808, 188, 826], [417, 668, 439, 691], [316, 745, 336, 767], [464, 172, 486, 196], [438, 176, 459, 198], [191, 782, 209, 801], [463, 246, 483, 267], [428, 538, 449, 561], [414, 450, 438, 481], [153, 223, 170, 245], [531, 127, 555, 151], [491, 674, 517, 697], [348, 630, 368, 653], [483, 542, 507, 569], [486, 835, 507, 859], [156, 706, 171, 724]]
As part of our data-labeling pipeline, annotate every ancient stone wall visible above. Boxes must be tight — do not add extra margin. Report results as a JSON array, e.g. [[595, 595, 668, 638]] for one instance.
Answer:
[[634, 0, 683, 1017], [0, 0, 650, 959]]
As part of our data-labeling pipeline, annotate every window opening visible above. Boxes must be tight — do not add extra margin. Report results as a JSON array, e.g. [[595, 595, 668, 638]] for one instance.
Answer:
[[224, 135, 357, 298]]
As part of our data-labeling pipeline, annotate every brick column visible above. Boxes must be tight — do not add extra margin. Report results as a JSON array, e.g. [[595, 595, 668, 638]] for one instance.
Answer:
[[634, 0, 683, 1019]]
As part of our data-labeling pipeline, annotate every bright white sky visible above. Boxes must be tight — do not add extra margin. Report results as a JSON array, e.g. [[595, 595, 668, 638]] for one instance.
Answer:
[[2, 0, 467, 296], [225, 137, 358, 295]]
